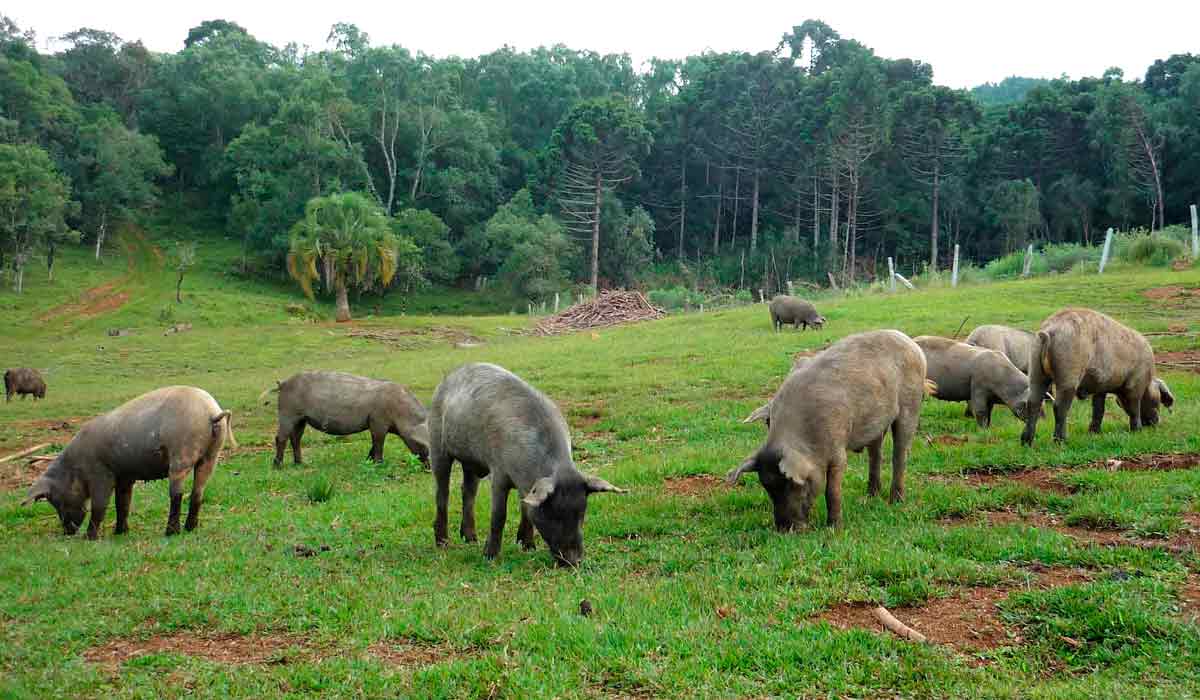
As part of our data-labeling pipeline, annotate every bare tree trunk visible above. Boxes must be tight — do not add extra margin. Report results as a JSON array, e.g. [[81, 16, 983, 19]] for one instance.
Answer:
[[95, 210, 107, 261], [47, 243, 55, 281], [678, 154, 686, 259], [749, 169, 760, 252], [176, 271, 184, 303], [828, 166, 840, 270], [712, 176, 723, 254], [812, 169, 820, 252], [732, 167, 741, 246], [15, 262, 24, 294], [930, 162, 940, 272], [793, 179, 803, 243], [591, 170, 601, 292], [334, 277, 352, 322]]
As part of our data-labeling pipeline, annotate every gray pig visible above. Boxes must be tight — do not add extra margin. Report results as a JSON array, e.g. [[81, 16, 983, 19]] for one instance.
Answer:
[[23, 386, 236, 539], [5, 367, 46, 402], [263, 371, 430, 468], [965, 324, 1037, 374], [429, 363, 625, 566], [1021, 308, 1175, 445], [727, 330, 928, 530], [915, 335, 1037, 427], [769, 295, 826, 332]]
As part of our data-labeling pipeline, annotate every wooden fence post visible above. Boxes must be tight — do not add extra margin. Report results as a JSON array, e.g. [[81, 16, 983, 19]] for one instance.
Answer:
[[1099, 228, 1114, 273], [1191, 204, 1198, 259], [887, 257, 896, 292], [951, 245, 960, 287]]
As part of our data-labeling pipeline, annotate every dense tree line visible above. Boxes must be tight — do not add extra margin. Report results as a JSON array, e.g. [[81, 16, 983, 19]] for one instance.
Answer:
[[2, 15, 1198, 305]]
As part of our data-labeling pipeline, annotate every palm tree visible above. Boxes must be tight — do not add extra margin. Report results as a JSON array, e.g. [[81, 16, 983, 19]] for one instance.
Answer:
[[287, 192, 400, 322]]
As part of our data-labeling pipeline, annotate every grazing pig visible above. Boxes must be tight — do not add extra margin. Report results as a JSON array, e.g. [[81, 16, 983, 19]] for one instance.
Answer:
[[727, 330, 929, 530], [1021, 308, 1175, 445], [915, 335, 1039, 427], [429, 363, 625, 566], [769, 295, 826, 332], [22, 386, 236, 539], [263, 371, 430, 468], [5, 368, 46, 402], [965, 325, 1037, 374]]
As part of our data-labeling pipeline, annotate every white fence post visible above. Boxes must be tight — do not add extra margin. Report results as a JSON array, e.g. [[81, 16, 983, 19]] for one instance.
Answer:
[[893, 272, 914, 290], [554, 292, 560, 313], [1099, 228, 1114, 273], [951, 245, 960, 287], [1022, 244, 1034, 276], [887, 257, 897, 292], [1191, 204, 1198, 259], [786, 280, 794, 296]]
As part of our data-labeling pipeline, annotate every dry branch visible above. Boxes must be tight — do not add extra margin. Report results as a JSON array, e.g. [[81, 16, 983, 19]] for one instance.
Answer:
[[873, 606, 927, 642], [0, 443, 51, 465]]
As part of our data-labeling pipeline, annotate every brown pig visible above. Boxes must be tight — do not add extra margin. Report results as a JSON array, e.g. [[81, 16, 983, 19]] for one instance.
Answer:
[[915, 335, 1040, 428], [5, 367, 46, 402]]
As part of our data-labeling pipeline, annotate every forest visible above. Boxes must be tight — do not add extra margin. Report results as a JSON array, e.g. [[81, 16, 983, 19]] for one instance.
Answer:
[[2, 15, 1199, 305]]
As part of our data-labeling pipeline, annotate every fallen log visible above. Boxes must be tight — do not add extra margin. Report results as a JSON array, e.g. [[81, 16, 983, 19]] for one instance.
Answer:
[[0, 443, 51, 465], [873, 606, 927, 642]]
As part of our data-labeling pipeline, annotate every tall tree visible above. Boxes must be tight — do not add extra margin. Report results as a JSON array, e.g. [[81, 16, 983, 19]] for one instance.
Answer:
[[550, 97, 651, 290], [0, 143, 74, 292], [286, 191, 411, 322]]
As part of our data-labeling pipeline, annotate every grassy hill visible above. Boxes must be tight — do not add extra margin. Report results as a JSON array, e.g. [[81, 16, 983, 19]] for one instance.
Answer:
[[1, 226, 1199, 698]]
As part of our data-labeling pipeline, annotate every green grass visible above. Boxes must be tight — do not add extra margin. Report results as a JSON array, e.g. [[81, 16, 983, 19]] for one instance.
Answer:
[[1, 225, 1200, 698]]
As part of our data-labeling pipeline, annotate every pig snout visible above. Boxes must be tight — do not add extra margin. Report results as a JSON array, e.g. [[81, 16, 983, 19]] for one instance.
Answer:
[[552, 545, 583, 568]]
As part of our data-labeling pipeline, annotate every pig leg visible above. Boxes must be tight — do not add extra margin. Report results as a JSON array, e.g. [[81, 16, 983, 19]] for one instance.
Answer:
[[368, 426, 387, 464], [85, 475, 114, 541], [970, 385, 993, 428], [1119, 383, 1144, 432], [1050, 382, 1076, 443], [890, 413, 917, 504], [825, 452, 847, 527], [866, 436, 884, 497], [460, 467, 480, 543], [516, 503, 536, 550], [185, 458, 216, 532], [290, 421, 307, 465], [114, 479, 134, 535], [483, 477, 511, 560], [432, 452, 453, 547], [165, 477, 185, 535], [1089, 393, 1106, 433]]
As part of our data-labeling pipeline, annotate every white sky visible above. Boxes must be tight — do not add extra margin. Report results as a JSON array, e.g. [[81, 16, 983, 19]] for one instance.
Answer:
[[9, 0, 1200, 89]]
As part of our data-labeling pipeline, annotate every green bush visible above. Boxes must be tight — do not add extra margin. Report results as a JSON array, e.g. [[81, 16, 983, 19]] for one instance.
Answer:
[[306, 474, 335, 503], [1042, 242, 1099, 273], [1118, 234, 1185, 267], [647, 286, 705, 311], [983, 249, 1048, 279]]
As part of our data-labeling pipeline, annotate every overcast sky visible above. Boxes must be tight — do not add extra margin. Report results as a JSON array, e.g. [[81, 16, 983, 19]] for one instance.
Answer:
[[10, 1, 1200, 89]]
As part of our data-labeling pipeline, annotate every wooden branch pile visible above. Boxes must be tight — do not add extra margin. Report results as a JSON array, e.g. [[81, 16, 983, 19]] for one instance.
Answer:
[[533, 291, 665, 336]]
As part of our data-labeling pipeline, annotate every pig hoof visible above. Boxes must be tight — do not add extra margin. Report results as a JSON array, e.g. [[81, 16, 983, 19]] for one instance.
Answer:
[[518, 539, 536, 551], [165, 524, 181, 536], [461, 531, 477, 543], [86, 531, 99, 541], [114, 526, 128, 535], [184, 521, 198, 532]]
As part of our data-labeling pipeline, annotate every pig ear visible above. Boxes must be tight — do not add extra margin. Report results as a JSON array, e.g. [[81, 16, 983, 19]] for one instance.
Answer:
[[779, 449, 819, 486], [583, 474, 626, 495], [21, 476, 52, 506], [522, 477, 556, 507], [725, 455, 759, 484], [742, 404, 770, 424], [1156, 378, 1175, 410]]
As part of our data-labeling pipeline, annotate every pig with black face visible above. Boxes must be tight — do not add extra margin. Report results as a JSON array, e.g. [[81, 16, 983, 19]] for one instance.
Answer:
[[429, 363, 625, 566], [23, 386, 235, 539], [727, 330, 929, 530]]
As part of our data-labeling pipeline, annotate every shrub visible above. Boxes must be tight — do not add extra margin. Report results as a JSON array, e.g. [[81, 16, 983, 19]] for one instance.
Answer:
[[1118, 234, 1185, 267], [1042, 242, 1099, 273], [983, 249, 1047, 279], [647, 286, 705, 311]]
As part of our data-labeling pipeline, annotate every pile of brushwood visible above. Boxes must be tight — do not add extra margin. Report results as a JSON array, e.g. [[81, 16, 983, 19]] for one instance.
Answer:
[[533, 291, 666, 335]]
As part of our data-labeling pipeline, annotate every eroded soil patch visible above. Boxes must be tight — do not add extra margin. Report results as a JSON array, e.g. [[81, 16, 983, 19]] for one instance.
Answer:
[[962, 469, 1074, 495], [368, 639, 470, 668], [816, 566, 1091, 653], [1143, 286, 1200, 303], [950, 452, 1200, 495], [346, 326, 482, 350], [0, 457, 49, 492], [1180, 574, 1200, 622], [84, 631, 310, 667], [663, 474, 724, 497], [970, 510, 1200, 553], [1156, 350, 1200, 374], [38, 280, 130, 323]]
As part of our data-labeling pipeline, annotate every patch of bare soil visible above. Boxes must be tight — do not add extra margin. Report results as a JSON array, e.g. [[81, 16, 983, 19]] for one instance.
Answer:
[[1143, 286, 1200, 303], [1103, 452, 1200, 471], [663, 474, 724, 497], [816, 566, 1091, 653], [84, 631, 310, 667], [963, 469, 1075, 495], [561, 400, 606, 429], [1156, 350, 1200, 374], [346, 326, 482, 350], [38, 280, 130, 323], [927, 434, 969, 447], [974, 510, 1200, 553], [1180, 574, 1200, 623], [368, 639, 469, 668], [0, 457, 48, 492]]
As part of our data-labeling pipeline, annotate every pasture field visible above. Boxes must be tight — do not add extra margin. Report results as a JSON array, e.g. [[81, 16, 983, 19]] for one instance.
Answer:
[[2, 231, 1200, 698]]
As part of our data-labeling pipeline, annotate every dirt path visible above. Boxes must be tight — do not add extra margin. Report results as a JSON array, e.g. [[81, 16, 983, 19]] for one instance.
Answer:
[[36, 225, 162, 325]]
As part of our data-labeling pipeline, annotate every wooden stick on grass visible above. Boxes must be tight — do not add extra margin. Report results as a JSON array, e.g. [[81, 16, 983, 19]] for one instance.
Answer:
[[0, 443, 50, 465], [874, 606, 927, 642]]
